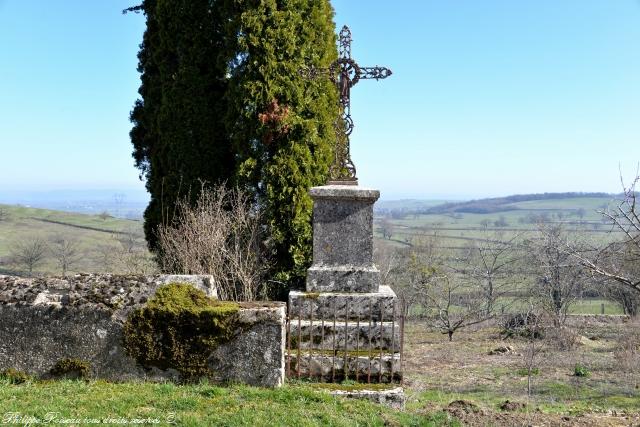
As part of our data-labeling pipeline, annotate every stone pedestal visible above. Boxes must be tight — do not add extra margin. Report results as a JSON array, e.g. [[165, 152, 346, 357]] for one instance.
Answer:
[[287, 185, 402, 384], [306, 185, 380, 293]]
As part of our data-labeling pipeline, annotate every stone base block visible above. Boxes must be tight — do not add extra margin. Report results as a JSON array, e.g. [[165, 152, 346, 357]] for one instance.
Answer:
[[288, 353, 401, 383], [330, 387, 405, 410], [306, 265, 379, 293], [289, 320, 400, 351], [289, 286, 397, 321]]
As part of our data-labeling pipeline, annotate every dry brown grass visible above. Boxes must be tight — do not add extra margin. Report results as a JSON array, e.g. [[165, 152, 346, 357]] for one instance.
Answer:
[[403, 315, 640, 426]]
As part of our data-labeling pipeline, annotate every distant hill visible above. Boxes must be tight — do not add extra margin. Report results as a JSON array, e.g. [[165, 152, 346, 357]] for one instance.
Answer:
[[381, 192, 619, 216]]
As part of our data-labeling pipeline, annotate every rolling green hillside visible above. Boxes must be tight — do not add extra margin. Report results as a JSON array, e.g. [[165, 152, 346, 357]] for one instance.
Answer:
[[374, 193, 622, 249], [0, 204, 152, 276]]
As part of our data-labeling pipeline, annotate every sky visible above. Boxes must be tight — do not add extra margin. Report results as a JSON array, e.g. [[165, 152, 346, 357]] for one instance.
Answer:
[[0, 0, 639, 200]]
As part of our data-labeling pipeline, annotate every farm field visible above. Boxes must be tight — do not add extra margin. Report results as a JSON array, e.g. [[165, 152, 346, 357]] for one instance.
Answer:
[[373, 194, 622, 250], [0, 204, 150, 276]]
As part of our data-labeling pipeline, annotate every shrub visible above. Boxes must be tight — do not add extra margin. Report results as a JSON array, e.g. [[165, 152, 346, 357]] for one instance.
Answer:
[[546, 326, 580, 351], [157, 185, 269, 301], [500, 313, 543, 339], [614, 320, 640, 372], [574, 363, 590, 377]]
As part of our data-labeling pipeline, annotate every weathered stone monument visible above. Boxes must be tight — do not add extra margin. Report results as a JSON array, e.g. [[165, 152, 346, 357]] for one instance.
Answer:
[[288, 185, 402, 382], [289, 26, 401, 384]]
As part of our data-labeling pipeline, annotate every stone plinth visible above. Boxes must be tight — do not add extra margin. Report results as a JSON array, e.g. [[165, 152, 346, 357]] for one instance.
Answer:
[[306, 185, 380, 293], [289, 286, 397, 321]]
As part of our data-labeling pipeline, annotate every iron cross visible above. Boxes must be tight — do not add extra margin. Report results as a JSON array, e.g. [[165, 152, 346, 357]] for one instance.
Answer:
[[304, 25, 392, 185]]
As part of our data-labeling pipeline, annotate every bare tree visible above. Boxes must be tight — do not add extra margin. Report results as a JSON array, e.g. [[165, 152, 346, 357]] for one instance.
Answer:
[[521, 302, 545, 397], [49, 236, 81, 276], [395, 233, 488, 340], [157, 184, 268, 302], [380, 218, 394, 240], [111, 227, 156, 275], [572, 175, 640, 294], [423, 274, 488, 341], [373, 241, 399, 288], [603, 281, 640, 316], [10, 238, 47, 276], [525, 224, 587, 326], [0, 207, 8, 222], [454, 229, 523, 316]]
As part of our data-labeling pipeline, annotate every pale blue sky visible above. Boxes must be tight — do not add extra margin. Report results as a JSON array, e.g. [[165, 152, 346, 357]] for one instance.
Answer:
[[1, 0, 639, 200]]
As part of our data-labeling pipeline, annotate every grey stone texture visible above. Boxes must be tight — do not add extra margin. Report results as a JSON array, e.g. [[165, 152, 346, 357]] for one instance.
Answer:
[[330, 387, 405, 410], [289, 320, 400, 351], [307, 185, 380, 293], [0, 274, 285, 387], [289, 286, 398, 321], [288, 353, 401, 383]]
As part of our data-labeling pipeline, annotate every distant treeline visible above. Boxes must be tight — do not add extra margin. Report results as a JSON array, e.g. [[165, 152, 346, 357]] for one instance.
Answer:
[[376, 192, 618, 217]]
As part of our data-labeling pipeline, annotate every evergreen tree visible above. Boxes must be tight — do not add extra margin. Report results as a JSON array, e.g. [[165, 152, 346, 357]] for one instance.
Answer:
[[129, 0, 234, 250], [227, 0, 339, 285], [129, 0, 339, 285]]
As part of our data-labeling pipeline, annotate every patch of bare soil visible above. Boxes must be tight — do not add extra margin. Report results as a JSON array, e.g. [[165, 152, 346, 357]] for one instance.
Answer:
[[443, 409, 638, 427]]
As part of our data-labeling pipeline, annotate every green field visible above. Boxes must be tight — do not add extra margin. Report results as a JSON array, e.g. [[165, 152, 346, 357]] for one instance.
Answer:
[[0, 203, 150, 276], [374, 194, 622, 249]]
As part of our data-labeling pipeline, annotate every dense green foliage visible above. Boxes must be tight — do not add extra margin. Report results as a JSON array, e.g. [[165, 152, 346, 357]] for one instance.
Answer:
[[129, 0, 235, 251], [122, 283, 239, 380], [226, 0, 339, 284], [129, 0, 339, 285]]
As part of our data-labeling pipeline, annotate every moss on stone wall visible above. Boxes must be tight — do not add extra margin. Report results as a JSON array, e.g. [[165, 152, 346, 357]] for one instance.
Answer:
[[122, 283, 240, 381], [50, 358, 91, 379], [0, 368, 31, 384]]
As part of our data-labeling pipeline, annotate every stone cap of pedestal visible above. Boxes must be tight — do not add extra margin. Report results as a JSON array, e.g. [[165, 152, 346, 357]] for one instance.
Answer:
[[310, 185, 380, 201]]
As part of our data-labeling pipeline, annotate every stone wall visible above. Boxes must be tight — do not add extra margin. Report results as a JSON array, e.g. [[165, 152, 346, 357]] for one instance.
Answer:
[[0, 274, 285, 387]]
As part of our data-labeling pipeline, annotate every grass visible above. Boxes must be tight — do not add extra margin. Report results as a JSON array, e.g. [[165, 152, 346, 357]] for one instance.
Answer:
[[0, 379, 455, 426], [0, 203, 148, 276], [403, 319, 640, 420]]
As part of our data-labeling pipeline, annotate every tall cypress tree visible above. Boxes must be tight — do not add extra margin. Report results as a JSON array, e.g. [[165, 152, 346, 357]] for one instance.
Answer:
[[130, 0, 234, 250], [226, 0, 339, 285], [130, 0, 339, 285]]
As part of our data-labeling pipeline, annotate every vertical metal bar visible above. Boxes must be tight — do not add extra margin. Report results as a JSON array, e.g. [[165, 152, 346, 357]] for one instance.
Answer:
[[332, 298, 337, 383], [309, 299, 314, 381], [390, 301, 396, 384], [297, 303, 302, 380], [355, 309, 360, 383], [367, 298, 373, 384], [400, 296, 405, 386], [344, 299, 350, 381], [286, 313, 292, 380], [320, 315, 325, 383], [379, 301, 384, 383]]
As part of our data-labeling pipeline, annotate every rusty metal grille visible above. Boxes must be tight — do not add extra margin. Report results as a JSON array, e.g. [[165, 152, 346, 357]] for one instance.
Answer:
[[285, 296, 405, 384]]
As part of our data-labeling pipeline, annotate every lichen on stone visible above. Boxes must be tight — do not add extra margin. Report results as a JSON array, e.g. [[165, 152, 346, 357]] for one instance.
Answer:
[[50, 358, 91, 379], [122, 282, 240, 381], [0, 368, 31, 384]]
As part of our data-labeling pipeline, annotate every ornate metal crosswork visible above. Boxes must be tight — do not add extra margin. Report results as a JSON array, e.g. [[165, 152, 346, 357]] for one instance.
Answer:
[[303, 26, 392, 185]]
